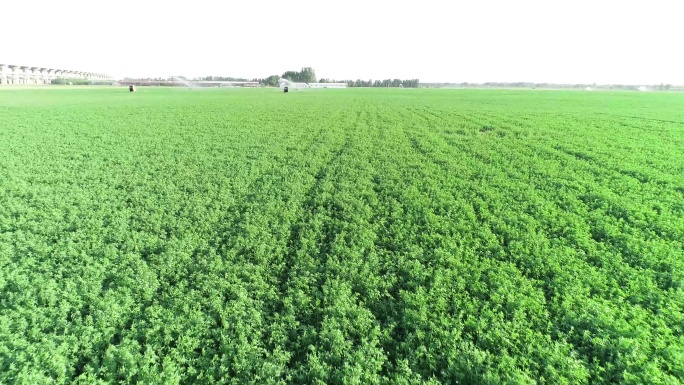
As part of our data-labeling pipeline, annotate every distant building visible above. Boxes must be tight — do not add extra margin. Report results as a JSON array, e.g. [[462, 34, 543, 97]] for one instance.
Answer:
[[278, 81, 347, 90], [308, 83, 347, 89], [218, 81, 259, 87]]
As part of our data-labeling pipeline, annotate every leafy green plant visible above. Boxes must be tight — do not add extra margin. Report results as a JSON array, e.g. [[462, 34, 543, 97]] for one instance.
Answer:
[[0, 87, 682, 384]]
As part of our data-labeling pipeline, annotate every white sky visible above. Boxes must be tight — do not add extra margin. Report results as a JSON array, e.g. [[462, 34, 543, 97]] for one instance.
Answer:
[[2, 0, 682, 84]]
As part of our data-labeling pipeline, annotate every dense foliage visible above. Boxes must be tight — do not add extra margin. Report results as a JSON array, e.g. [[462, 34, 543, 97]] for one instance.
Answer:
[[0, 88, 682, 384], [281, 68, 317, 84]]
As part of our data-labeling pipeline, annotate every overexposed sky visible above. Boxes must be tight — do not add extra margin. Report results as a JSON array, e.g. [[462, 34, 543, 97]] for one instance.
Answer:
[[2, 0, 682, 84]]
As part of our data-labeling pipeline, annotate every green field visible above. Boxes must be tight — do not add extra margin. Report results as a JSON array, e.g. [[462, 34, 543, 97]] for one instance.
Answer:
[[1, 87, 683, 384]]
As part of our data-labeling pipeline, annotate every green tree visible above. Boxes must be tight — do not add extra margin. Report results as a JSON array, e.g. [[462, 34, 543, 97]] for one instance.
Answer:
[[300, 67, 317, 83], [262, 75, 280, 87], [281, 67, 317, 83]]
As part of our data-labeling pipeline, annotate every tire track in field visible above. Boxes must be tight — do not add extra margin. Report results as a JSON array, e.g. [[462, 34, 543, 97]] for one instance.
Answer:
[[182, 113, 354, 382], [274, 101, 395, 382], [363, 105, 581, 382], [190, 97, 363, 380], [66, 107, 351, 382], [363, 108, 454, 379], [350, 102, 569, 381], [69, 130, 297, 381]]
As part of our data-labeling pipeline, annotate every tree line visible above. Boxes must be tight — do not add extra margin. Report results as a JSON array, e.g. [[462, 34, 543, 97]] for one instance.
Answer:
[[421, 82, 681, 91], [254, 67, 318, 87], [130, 68, 421, 88], [255, 68, 420, 88]]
